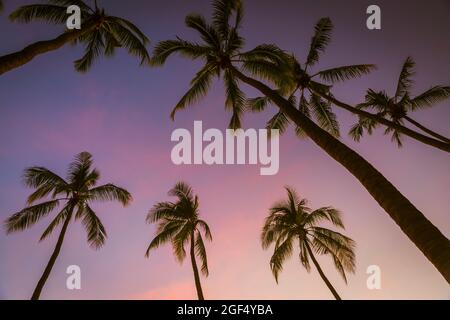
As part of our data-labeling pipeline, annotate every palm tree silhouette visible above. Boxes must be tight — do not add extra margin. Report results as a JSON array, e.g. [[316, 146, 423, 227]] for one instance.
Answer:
[[145, 182, 212, 300], [4, 152, 132, 300], [150, 0, 450, 282], [272, 18, 449, 152], [350, 56, 450, 145], [0, 0, 150, 75], [247, 17, 374, 139], [262, 187, 355, 300]]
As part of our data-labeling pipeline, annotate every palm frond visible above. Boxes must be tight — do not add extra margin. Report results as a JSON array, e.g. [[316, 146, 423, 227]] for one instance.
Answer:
[[261, 214, 289, 249], [150, 39, 211, 66], [84, 168, 100, 188], [88, 184, 132, 206], [318, 64, 376, 83], [310, 94, 340, 137], [395, 56, 415, 100], [241, 58, 288, 88], [266, 111, 289, 134], [27, 184, 60, 205], [225, 27, 245, 54], [39, 203, 72, 241], [310, 227, 356, 280], [285, 186, 301, 212], [299, 241, 312, 272], [385, 126, 403, 147], [224, 69, 245, 129], [360, 89, 390, 112], [9, 4, 69, 24], [270, 236, 294, 283], [246, 96, 270, 112], [48, 0, 92, 11], [80, 204, 106, 249], [170, 63, 216, 120], [145, 220, 182, 257], [197, 219, 212, 241], [5, 200, 60, 233], [74, 30, 105, 73], [348, 116, 378, 142], [306, 17, 333, 67], [107, 17, 150, 65], [103, 30, 121, 57], [195, 231, 209, 276], [239, 44, 288, 65], [312, 235, 353, 282], [295, 94, 311, 138], [309, 80, 332, 95], [169, 181, 194, 202], [185, 14, 221, 50], [212, 0, 242, 38], [147, 202, 177, 223], [305, 207, 344, 228], [23, 167, 68, 204], [67, 152, 93, 184], [172, 222, 191, 262], [23, 166, 67, 190], [408, 86, 450, 110], [110, 16, 149, 45]]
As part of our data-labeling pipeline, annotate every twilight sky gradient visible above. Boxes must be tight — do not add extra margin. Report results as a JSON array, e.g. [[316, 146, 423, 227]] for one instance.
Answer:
[[0, 0, 449, 299]]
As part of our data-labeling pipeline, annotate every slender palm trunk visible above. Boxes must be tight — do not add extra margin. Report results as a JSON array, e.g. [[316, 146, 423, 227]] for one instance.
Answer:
[[231, 67, 450, 283], [403, 116, 450, 144], [305, 242, 341, 300], [312, 90, 450, 153], [31, 211, 72, 300], [0, 20, 97, 75], [190, 231, 205, 300]]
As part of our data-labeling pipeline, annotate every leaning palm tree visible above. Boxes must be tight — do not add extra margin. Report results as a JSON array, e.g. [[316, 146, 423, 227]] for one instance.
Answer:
[[4, 152, 132, 300], [262, 187, 355, 300], [264, 18, 449, 152], [145, 182, 212, 300], [350, 57, 450, 146], [0, 0, 150, 75], [150, 0, 450, 282]]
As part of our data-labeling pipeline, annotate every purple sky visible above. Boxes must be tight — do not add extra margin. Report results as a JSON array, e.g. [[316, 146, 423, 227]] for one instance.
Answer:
[[0, 0, 449, 299]]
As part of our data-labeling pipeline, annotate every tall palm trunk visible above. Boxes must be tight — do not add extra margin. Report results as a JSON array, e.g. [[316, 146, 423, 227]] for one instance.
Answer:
[[31, 210, 72, 300], [403, 116, 450, 144], [305, 242, 341, 300], [190, 231, 205, 300], [312, 90, 450, 153], [231, 66, 450, 283], [0, 20, 97, 75]]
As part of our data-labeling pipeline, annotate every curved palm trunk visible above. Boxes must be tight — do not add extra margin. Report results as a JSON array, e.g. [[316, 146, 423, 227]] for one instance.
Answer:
[[0, 21, 97, 76], [190, 231, 205, 300], [31, 210, 73, 300], [313, 91, 450, 153], [403, 116, 450, 144], [231, 67, 450, 283], [305, 242, 341, 300]]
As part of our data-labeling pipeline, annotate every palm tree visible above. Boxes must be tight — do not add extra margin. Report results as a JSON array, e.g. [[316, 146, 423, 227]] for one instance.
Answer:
[[262, 187, 355, 300], [145, 182, 212, 300], [350, 57, 450, 146], [0, 1, 4, 12], [271, 18, 450, 152], [4, 152, 132, 300], [150, 0, 450, 282], [247, 18, 374, 139], [0, 0, 150, 75]]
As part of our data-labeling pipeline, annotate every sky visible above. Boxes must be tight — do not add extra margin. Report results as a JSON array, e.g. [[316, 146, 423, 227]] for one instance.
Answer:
[[0, 0, 449, 300]]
